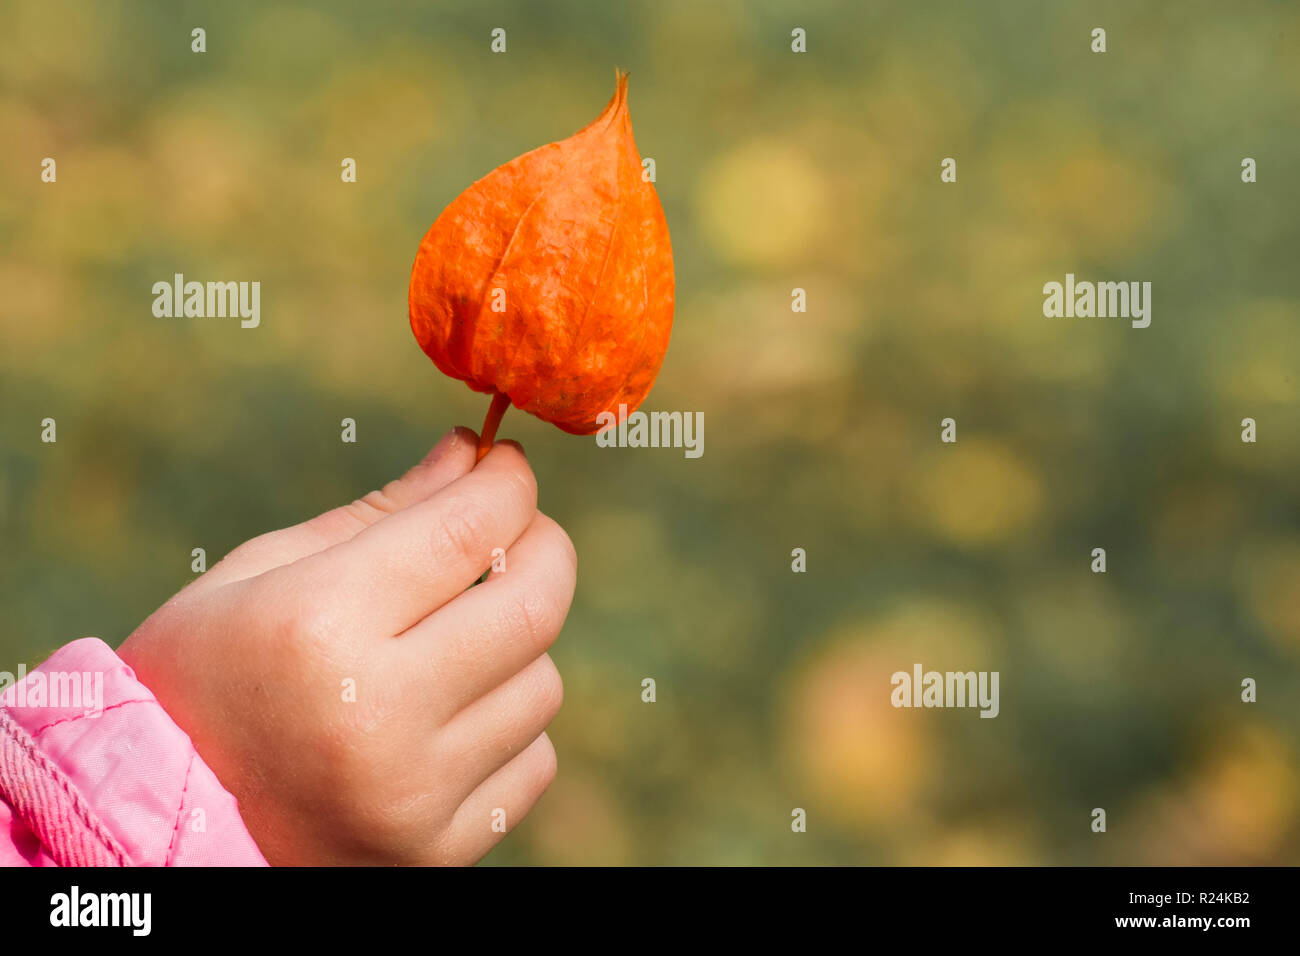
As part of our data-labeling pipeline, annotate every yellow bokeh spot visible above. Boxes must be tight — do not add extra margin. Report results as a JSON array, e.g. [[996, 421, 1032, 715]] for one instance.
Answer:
[[783, 601, 992, 832], [989, 103, 1176, 260], [1195, 731, 1298, 857], [525, 769, 630, 866], [1240, 540, 1300, 650], [1211, 299, 1300, 406], [677, 280, 865, 398], [911, 820, 1042, 866], [910, 440, 1043, 546], [696, 141, 828, 267], [1133, 724, 1299, 864]]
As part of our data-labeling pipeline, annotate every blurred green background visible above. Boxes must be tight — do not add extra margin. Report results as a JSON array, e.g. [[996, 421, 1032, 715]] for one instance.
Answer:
[[2, 0, 1299, 864]]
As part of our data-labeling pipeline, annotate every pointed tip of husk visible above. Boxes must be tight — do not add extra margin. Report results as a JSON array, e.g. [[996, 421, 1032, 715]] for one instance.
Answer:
[[613, 68, 629, 108], [583, 68, 630, 133]]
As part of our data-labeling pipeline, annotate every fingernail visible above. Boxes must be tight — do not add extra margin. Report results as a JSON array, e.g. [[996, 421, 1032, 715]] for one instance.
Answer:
[[421, 428, 458, 465]]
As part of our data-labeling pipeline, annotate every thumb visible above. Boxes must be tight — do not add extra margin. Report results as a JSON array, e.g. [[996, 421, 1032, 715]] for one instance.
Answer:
[[193, 427, 479, 593]]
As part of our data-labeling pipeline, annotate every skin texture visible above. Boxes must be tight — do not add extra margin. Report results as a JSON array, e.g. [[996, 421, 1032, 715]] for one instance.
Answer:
[[118, 428, 574, 865], [409, 72, 675, 434]]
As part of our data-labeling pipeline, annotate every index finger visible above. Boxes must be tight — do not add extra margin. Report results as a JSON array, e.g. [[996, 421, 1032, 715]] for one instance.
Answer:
[[260, 441, 538, 637]]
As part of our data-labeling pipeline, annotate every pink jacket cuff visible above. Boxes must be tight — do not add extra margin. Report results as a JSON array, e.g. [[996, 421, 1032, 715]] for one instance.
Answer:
[[0, 638, 267, 866]]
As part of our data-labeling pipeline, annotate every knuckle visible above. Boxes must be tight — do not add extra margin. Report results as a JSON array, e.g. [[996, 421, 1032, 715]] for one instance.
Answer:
[[318, 727, 368, 793], [497, 452, 539, 512], [534, 734, 558, 790], [510, 583, 565, 652], [537, 513, 578, 576], [348, 491, 393, 523], [250, 579, 310, 662], [292, 603, 344, 659], [268, 602, 355, 683], [222, 530, 275, 566], [530, 655, 564, 723], [514, 466, 539, 513], [309, 506, 364, 541], [432, 496, 491, 566], [362, 789, 428, 856], [326, 751, 435, 862]]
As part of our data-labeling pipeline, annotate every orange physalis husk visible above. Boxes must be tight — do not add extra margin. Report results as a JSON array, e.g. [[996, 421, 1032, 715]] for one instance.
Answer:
[[408, 70, 675, 461]]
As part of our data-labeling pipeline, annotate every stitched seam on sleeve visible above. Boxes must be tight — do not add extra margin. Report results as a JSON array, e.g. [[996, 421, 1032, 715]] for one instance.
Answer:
[[164, 752, 196, 866], [0, 707, 132, 866], [28, 698, 159, 739]]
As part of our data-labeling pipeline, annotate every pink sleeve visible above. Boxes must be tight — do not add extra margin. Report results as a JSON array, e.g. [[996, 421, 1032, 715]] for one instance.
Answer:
[[0, 638, 267, 867]]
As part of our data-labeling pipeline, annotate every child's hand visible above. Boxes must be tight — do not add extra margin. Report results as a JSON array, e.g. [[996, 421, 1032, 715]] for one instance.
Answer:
[[119, 428, 575, 865]]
